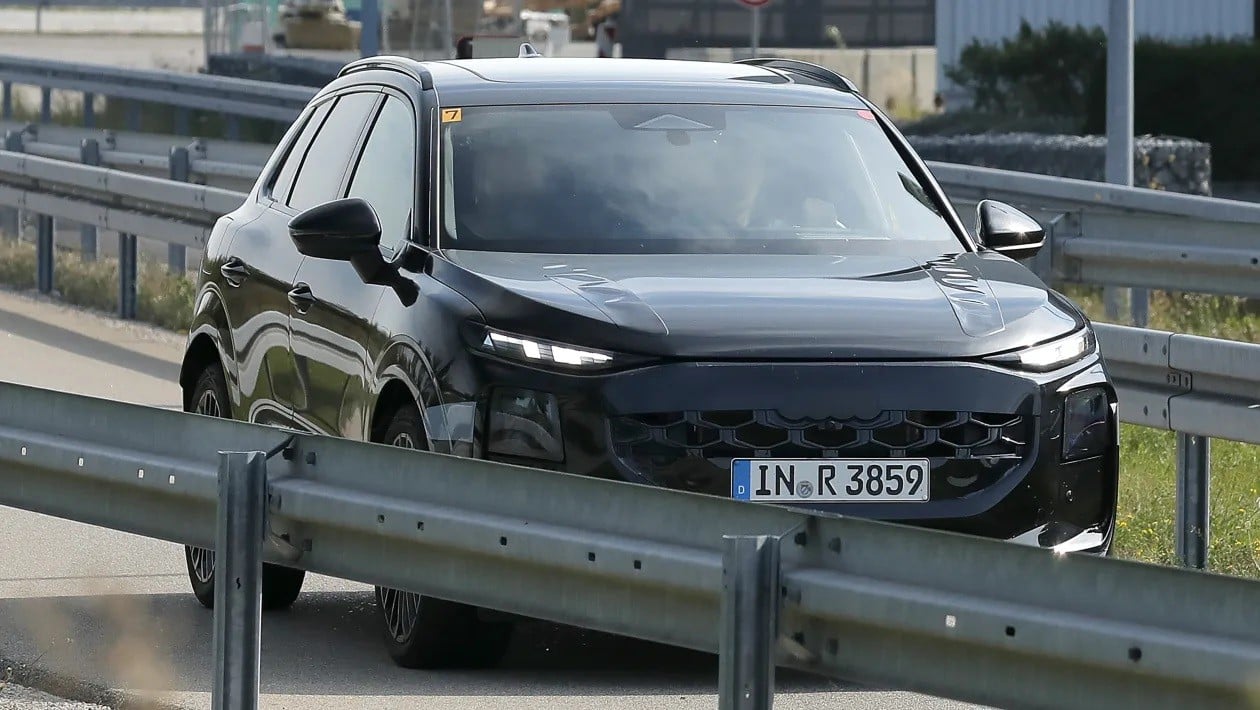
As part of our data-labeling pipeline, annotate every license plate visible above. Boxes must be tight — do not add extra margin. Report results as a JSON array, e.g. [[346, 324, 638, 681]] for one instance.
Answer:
[[731, 459, 930, 503]]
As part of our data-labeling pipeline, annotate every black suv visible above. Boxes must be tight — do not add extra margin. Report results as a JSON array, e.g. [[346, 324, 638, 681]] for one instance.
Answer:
[[179, 53, 1118, 668]]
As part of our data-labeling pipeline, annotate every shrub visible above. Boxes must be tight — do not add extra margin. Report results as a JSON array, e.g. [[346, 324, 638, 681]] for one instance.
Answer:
[[943, 22, 1260, 181], [945, 20, 1106, 122]]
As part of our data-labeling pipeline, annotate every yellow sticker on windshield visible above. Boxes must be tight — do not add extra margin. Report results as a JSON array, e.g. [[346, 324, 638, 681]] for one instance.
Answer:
[[441, 108, 463, 123]]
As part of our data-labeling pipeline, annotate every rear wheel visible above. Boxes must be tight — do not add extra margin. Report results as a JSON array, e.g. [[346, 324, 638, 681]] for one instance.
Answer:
[[373, 403, 514, 669], [183, 362, 306, 611]]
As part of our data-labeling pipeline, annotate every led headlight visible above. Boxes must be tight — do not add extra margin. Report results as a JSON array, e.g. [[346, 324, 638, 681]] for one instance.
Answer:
[[472, 326, 622, 371], [1062, 387, 1111, 461], [487, 387, 564, 462], [988, 329, 1095, 372]]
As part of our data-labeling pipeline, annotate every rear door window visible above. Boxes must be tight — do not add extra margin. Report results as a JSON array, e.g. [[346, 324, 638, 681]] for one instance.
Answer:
[[268, 100, 333, 204]]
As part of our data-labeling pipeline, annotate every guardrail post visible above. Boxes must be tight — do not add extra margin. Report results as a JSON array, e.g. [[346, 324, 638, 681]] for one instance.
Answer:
[[0, 130, 20, 238], [719, 535, 780, 710], [168, 147, 190, 272], [175, 108, 191, 136], [83, 92, 95, 129], [36, 214, 53, 294], [126, 101, 141, 132], [1104, 289, 1123, 321], [1, 82, 11, 120], [211, 451, 267, 710], [118, 233, 137, 319], [39, 87, 52, 124], [1176, 433, 1211, 569], [1131, 289, 1150, 328], [79, 139, 100, 261], [225, 116, 241, 141]]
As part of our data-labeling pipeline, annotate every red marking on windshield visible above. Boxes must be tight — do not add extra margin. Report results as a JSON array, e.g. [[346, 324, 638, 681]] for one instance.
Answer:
[[857, 109, 876, 121]]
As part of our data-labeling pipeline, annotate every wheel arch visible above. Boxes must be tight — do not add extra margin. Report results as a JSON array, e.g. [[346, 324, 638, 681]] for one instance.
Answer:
[[180, 286, 235, 411], [370, 378, 420, 444], [369, 336, 469, 454]]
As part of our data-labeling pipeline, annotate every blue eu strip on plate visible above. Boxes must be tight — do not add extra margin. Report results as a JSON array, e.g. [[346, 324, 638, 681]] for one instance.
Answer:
[[731, 459, 752, 500]]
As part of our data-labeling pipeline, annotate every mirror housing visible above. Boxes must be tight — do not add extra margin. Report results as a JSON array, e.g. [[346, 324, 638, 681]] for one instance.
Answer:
[[976, 200, 1045, 260], [287, 198, 418, 306], [288, 198, 382, 260]]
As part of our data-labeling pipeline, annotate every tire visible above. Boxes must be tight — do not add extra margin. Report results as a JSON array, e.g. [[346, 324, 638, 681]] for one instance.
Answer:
[[373, 403, 514, 669], [183, 362, 306, 611]]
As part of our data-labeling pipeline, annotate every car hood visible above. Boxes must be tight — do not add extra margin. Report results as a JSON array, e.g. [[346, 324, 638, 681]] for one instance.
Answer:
[[432, 250, 1083, 360]]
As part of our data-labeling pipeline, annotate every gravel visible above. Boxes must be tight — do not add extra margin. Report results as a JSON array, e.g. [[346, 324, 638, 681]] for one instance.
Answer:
[[0, 682, 107, 710]]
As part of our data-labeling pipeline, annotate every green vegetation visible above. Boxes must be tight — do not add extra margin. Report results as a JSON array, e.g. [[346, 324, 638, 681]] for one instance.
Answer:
[[1064, 285, 1260, 577], [1064, 286, 1260, 343], [0, 239, 195, 332], [930, 21, 1260, 182]]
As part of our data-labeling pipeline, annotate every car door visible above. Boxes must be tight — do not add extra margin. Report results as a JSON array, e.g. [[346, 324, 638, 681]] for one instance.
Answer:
[[288, 91, 418, 438], [217, 98, 332, 428], [255, 89, 383, 432]]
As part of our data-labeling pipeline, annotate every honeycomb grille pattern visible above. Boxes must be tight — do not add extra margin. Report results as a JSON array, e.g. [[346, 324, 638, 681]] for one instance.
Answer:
[[608, 409, 1031, 497]]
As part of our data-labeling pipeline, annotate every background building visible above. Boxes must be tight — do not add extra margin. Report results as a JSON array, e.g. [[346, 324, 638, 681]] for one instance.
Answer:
[[619, 0, 934, 59]]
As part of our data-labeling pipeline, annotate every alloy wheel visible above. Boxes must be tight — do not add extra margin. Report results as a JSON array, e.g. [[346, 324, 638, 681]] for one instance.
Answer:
[[190, 387, 220, 583], [381, 428, 423, 640]]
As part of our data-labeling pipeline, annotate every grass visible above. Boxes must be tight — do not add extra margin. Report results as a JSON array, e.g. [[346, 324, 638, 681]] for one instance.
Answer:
[[0, 238, 194, 332], [1065, 285, 1260, 342], [0, 232, 1258, 576], [1064, 285, 1260, 577]]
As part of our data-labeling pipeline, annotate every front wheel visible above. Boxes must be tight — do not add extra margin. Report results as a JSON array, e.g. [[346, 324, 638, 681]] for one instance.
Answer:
[[182, 362, 306, 611], [372, 403, 513, 668]]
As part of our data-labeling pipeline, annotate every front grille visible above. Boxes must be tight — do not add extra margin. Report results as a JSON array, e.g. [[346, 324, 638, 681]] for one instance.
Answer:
[[608, 409, 1031, 498]]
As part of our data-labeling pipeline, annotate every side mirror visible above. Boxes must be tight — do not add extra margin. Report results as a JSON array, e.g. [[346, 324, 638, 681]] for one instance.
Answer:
[[976, 200, 1045, 260], [287, 198, 419, 306], [288, 197, 382, 260]]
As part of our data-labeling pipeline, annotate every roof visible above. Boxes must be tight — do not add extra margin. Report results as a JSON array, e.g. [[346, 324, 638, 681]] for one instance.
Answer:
[[414, 57, 869, 108]]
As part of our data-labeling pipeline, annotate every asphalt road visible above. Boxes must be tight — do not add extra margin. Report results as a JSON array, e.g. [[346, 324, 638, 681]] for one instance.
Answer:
[[0, 287, 990, 709]]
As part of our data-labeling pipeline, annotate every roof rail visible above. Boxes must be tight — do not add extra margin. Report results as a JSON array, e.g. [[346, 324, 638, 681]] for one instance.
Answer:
[[733, 57, 858, 93], [338, 55, 434, 90], [519, 42, 542, 58]]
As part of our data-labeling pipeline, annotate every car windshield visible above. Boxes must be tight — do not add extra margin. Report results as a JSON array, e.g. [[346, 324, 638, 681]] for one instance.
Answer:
[[440, 103, 964, 254]]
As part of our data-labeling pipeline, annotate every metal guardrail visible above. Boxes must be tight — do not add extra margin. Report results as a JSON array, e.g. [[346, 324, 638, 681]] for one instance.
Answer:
[[0, 147, 245, 314], [3, 379, 1260, 710], [1096, 323, 1260, 442], [1, 120, 270, 187], [1094, 322, 1260, 567], [0, 150, 242, 244], [932, 162, 1260, 308], [0, 145, 1257, 572], [0, 54, 314, 131]]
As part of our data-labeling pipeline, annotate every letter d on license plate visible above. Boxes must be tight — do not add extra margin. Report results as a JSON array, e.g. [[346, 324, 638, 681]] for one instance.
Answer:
[[731, 459, 930, 503]]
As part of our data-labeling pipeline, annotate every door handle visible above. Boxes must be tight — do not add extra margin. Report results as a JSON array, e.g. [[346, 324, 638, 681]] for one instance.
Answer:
[[287, 282, 316, 314], [220, 258, 248, 286]]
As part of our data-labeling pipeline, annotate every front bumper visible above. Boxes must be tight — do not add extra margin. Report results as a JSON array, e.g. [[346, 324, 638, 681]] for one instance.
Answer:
[[466, 354, 1119, 554]]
